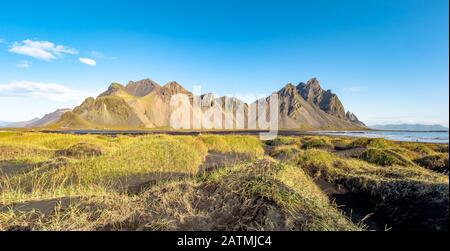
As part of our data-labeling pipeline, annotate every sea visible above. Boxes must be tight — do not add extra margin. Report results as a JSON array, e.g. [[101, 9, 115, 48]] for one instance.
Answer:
[[313, 130, 449, 144]]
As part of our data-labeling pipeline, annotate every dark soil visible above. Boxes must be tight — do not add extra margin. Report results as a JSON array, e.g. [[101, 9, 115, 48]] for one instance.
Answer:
[[55, 143, 104, 158], [332, 147, 366, 158], [122, 172, 189, 195], [1, 197, 77, 218], [198, 151, 252, 173], [0, 161, 34, 177], [313, 177, 386, 231]]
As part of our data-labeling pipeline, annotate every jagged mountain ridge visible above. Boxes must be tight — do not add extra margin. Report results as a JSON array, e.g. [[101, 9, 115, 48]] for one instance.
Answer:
[[53, 77, 366, 130]]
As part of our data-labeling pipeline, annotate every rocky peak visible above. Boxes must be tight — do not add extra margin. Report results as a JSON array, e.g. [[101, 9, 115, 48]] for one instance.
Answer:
[[298, 78, 323, 102], [346, 111, 365, 126], [99, 83, 125, 97], [125, 78, 160, 97], [278, 83, 298, 97], [295, 78, 347, 119], [306, 77, 321, 89], [156, 81, 192, 100], [276, 83, 304, 119]]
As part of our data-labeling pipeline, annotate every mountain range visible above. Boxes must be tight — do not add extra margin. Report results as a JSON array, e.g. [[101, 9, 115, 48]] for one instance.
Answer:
[[3, 78, 367, 130], [1, 109, 72, 128], [370, 124, 449, 131]]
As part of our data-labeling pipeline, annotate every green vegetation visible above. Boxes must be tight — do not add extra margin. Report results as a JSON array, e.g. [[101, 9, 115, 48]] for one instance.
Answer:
[[300, 136, 333, 149], [265, 136, 299, 146], [0, 157, 360, 231], [198, 134, 264, 157], [414, 154, 449, 173], [269, 145, 301, 159], [359, 147, 415, 166], [0, 132, 448, 231], [295, 149, 448, 230]]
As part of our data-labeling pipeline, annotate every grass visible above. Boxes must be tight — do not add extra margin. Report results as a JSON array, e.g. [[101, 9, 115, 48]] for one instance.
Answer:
[[359, 147, 415, 166], [265, 136, 300, 146], [1, 158, 361, 231], [0, 134, 208, 204], [0, 132, 448, 231], [295, 149, 449, 230], [414, 154, 449, 173], [300, 136, 333, 149], [268, 145, 300, 159], [198, 134, 264, 157]]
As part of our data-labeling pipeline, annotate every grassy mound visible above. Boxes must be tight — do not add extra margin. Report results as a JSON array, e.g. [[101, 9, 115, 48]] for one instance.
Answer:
[[199, 134, 264, 157], [265, 136, 299, 146], [414, 154, 449, 173], [55, 143, 105, 159], [301, 136, 333, 149], [359, 147, 415, 166], [268, 145, 300, 159], [0, 158, 361, 231], [349, 138, 392, 149], [0, 135, 208, 204], [296, 149, 449, 231]]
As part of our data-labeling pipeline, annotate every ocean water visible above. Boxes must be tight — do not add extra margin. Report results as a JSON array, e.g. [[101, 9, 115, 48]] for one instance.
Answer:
[[313, 130, 449, 144]]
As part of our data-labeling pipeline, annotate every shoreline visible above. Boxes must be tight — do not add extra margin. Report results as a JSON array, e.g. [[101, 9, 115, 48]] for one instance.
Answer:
[[1, 128, 447, 144], [38, 129, 448, 144]]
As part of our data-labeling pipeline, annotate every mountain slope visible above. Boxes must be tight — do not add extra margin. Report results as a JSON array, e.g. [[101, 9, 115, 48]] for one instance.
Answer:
[[2, 109, 71, 128], [255, 80, 366, 129], [27, 109, 72, 128], [51, 77, 366, 130]]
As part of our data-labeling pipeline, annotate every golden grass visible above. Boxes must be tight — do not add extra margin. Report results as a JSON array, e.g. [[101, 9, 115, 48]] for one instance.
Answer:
[[0, 158, 361, 231], [296, 149, 448, 200], [198, 134, 264, 157], [0, 133, 210, 203], [0, 132, 447, 231]]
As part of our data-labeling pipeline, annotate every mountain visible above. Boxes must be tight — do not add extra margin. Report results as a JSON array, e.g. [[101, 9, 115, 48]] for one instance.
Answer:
[[51, 77, 366, 130], [4, 118, 40, 128], [27, 109, 72, 128], [256, 80, 365, 129], [3, 109, 71, 128], [370, 124, 449, 131], [0, 121, 11, 127]]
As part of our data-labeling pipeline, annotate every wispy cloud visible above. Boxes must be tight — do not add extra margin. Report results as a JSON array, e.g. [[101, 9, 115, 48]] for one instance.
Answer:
[[344, 86, 364, 93], [79, 57, 96, 66], [91, 50, 105, 59], [0, 81, 88, 102], [9, 39, 78, 61], [15, 61, 32, 68]]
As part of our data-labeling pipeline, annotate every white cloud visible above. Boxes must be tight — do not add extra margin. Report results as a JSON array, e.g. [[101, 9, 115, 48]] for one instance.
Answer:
[[15, 61, 32, 68], [344, 86, 363, 93], [79, 57, 96, 66], [9, 39, 78, 61], [0, 81, 88, 102]]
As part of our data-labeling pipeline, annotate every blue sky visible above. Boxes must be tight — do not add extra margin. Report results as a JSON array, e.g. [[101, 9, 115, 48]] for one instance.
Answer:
[[0, 0, 448, 126]]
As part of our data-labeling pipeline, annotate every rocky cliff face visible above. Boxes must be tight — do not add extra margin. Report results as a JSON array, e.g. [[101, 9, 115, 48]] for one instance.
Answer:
[[297, 78, 347, 119], [52, 77, 366, 130], [125, 79, 160, 97]]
